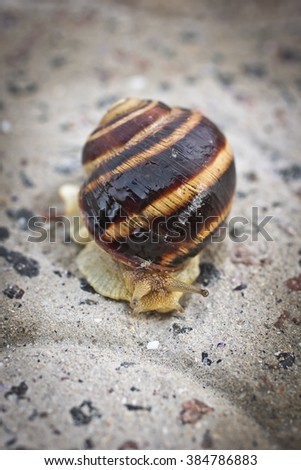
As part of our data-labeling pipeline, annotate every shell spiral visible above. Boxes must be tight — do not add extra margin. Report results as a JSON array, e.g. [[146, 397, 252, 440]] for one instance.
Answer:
[[79, 98, 236, 271]]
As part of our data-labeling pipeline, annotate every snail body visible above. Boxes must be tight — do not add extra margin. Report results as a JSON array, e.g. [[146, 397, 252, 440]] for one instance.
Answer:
[[60, 98, 236, 313]]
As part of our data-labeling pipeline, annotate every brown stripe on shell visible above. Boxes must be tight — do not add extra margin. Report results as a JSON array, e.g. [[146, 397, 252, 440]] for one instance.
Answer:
[[81, 110, 222, 209], [159, 195, 235, 269], [88, 98, 155, 139], [156, 159, 236, 268], [83, 100, 165, 168], [104, 141, 233, 242], [98, 98, 151, 127], [93, 151, 235, 270], [89, 99, 151, 137], [84, 100, 161, 148], [80, 147, 234, 270], [80, 156, 235, 271], [82, 107, 193, 184], [82, 103, 181, 175], [80, 112, 226, 232]]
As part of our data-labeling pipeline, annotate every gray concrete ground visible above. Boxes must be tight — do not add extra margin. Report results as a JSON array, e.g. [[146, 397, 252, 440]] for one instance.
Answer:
[[0, 0, 300, 450]]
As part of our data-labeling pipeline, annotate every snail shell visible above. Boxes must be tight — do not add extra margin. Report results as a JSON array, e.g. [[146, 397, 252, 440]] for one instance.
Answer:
[[60, 98, 236, 313]]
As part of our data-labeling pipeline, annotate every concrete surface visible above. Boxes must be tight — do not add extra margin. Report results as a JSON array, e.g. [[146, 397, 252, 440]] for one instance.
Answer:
[[0, 0, 301, 450]]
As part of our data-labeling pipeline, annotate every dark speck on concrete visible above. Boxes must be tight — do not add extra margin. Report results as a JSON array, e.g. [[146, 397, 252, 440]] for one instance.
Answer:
[[172, 323, 193, 336], [237, 191, 248, 199], [7, 77, 38, 96], [6, 207, 35, 231], [118, 440, 139, 450], [243, 63, 267, 78], [202, 429, 213, 449], [50, 56, 67, 68], [0, 245, 40, 277], [3, 284, 25, 299], [202, 352, 212, 366], [5, 436, 17, 447], [279, 164, 301, 182], [70, 400, 101, 426], [5, 436, 18, 447], [19, 170, 34, 188], [54, 161, 80, 175], [244, 171, 258, 182], [79, 277, 96, 294], [116, 361, 136, 370], [215, 71, 234, 86], [277, 47, 301, 63], [159, 81, 172, 91], [5, 381, 28, 399], [197, 263, 221, 286], [180, 30, 198, 43], [28, 409, 39, 421], [275, 352, 295, 369], [185, 75, 198, 85], [0, 226, 10, 241], [79, 298, 98, 305], [124, 404, 151, 412], [84, 438, 94, 449], [233, 283, 247, 291]]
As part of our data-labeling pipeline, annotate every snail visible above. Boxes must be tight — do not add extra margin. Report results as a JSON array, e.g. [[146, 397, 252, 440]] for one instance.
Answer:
[[60, 98, 236, 314]]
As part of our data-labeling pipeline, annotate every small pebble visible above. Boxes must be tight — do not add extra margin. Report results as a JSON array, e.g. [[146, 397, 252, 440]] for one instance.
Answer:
[[201, 352, 212, 366], [3, 285, 24, 299], [172, 323, 193, 336], [275, 351, 295, 369], [285, 274, 301, 291], [179, 399, 214, 424], [70, 400, 101, 426], [147, 341, 160, 350]]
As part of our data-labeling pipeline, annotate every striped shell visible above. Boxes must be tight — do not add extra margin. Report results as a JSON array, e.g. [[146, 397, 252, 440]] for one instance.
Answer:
[[79, 98, 236, 271]]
